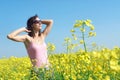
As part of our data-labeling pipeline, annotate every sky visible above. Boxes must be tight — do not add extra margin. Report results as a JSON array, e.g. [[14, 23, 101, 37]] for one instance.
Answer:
[[0, 0, 120, 58]]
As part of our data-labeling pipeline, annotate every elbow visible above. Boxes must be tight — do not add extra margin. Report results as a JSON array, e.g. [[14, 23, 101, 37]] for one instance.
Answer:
[[50, 20, 53, 23], [7, 34, 13, 39], [49, 20, 53, 25]]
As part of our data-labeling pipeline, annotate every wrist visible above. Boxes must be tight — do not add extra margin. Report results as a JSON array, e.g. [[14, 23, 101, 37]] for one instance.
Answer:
[[41, 20, 53, 25]]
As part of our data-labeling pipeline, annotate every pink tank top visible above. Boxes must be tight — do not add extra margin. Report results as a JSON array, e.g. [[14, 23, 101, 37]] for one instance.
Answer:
[[27, 42, 49, 68]]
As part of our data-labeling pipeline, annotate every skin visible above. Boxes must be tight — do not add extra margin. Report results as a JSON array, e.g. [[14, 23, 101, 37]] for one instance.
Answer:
[[7, 17, 53, 49]]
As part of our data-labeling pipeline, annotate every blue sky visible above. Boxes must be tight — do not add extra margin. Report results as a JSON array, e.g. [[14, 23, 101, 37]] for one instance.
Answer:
[[0, 0, 120, 58]]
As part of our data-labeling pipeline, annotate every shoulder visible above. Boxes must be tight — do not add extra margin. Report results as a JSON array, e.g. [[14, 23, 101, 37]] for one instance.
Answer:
[[24, 34, 32, 42]]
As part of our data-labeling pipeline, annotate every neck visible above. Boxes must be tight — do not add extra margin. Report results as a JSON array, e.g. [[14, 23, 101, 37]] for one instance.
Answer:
[[33, 30, 40, 37]]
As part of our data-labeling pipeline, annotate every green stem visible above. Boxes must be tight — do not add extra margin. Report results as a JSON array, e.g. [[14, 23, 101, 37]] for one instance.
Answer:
[[67, 40, 69, 53], [82, 25, 87, 52]]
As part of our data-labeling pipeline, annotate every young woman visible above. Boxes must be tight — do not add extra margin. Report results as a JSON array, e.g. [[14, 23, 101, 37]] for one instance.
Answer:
[[7, 15, 53, 69]]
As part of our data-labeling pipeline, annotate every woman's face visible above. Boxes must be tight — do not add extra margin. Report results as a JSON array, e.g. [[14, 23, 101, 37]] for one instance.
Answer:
[[32, 17, 42, 30]]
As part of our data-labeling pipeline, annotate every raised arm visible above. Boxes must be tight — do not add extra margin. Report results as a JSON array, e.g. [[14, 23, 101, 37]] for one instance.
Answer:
[[7, 27, 30, 42], [42, 20, 53, 37]]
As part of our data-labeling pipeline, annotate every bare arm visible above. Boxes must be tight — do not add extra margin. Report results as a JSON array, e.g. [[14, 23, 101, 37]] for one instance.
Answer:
[[42, 20, 53, 37], [7, 27, 30, 42]]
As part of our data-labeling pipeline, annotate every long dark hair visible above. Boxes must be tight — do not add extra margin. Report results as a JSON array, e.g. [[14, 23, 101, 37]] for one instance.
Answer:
[[27, 14, 41, 37]]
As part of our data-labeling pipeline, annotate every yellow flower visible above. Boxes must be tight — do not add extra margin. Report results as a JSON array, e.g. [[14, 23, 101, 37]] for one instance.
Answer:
[[111, 51, 118, 59], [70, 29, 75, 33], [88, 76, 93, 80], [71, 75, 77, 80], [96, 65, 102, 71], [64, 75, 69, 80], [94, 52, 101, 58], [56, 66, 60, 69], [110, 59, 118, 66], [89, 31, 93, 37], [89, 25, 94, 30], [47, 42, 56, 51], [86, 19, 92, 23], [74, 36, 77, 40], [80, 40, 84, 44], [85, 20, 91, 26], [110, 59, 120, 71], [93, 32, 96, 36], [80, 28, 85, 32], [64, 37, 71, 42], [89, 32, 96, 37], [104, 75, 110, 80], [74, 23, 82, 28], [103, 52, 110, 60], [74, 20, 83, 28]]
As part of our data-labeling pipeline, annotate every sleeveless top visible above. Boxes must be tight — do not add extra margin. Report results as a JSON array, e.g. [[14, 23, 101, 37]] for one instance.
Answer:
[[26, 42, 49, 68]]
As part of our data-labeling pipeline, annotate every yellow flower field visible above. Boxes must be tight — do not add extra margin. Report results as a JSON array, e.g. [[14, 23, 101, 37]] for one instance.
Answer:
[[0, 47, 120, 80]]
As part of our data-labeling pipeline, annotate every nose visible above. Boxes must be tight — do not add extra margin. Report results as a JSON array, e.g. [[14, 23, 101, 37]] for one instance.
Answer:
[[39, 23, 42, 26], [39, 21, 42, 24]]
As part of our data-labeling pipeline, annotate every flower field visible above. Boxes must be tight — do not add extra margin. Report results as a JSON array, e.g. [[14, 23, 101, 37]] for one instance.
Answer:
[[0, 47, 120, 80]]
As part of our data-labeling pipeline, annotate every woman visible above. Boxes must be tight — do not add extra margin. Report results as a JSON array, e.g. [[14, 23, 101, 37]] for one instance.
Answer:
[[7, 15, 53, 69]]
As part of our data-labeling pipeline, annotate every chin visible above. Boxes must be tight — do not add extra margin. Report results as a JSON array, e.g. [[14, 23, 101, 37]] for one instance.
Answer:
[[37, 27, 42, 30], [39, 27, 42, 29]]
